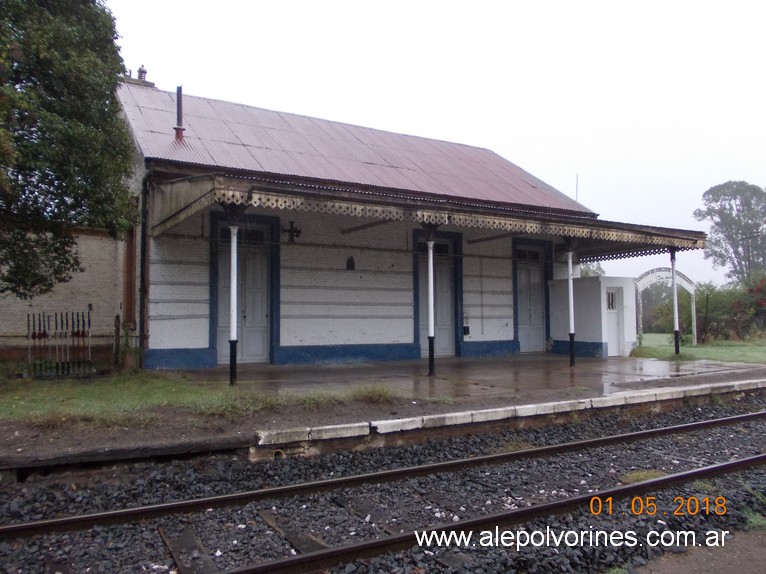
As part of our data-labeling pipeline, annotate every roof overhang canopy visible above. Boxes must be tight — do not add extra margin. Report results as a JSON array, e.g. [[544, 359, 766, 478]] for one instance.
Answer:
[[150, 173, 705, 261]]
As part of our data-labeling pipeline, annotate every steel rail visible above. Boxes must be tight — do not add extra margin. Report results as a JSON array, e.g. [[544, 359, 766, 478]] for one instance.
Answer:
[[222, 453, 766, 574], [1, 410, 764, 540]]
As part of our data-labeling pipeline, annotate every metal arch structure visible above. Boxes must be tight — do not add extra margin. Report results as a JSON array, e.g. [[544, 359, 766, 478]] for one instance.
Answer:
[[636, 267, 697, 346]]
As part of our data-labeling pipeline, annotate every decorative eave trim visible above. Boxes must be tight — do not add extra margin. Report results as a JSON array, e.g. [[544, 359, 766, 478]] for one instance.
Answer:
[[149, 175, 705, 258]]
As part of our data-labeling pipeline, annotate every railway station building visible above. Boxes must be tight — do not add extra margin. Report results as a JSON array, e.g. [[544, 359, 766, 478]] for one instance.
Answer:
[[108, 79, 705, 370]]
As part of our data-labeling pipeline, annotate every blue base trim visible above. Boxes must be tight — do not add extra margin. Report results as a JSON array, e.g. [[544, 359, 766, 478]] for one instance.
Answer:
[[274, 343, 420, 365], [144, 348, 217, 370], [461, 340, 520, 357], [551, 340, 607, 358]]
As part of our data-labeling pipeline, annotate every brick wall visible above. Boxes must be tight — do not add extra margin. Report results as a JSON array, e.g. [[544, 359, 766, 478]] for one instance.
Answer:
[[0, 231, 124, 358]]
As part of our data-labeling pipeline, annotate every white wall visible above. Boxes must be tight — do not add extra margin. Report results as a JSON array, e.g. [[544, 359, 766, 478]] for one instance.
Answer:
[[461, 231, 514, 342], [549, 276, 603, 342], [603, 276, 638, 354], [280, 215, 414, 346], [148, 216, 210, 350], [548, 276, 637, 356]]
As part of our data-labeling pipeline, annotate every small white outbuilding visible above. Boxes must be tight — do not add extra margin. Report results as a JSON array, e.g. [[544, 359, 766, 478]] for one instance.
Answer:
[[549, 276, 638, 357]]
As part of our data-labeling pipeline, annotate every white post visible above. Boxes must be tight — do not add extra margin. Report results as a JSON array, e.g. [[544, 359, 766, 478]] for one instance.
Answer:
[[690, 292, 697, 347], [229, 225, 239, 384], [567, 250, 575, 366], [427, 239, 435, 375], [671, 249, 680, 354]]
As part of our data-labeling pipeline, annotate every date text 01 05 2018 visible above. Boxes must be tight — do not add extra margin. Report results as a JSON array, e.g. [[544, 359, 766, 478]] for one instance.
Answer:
[[589, 495, 727, 517]]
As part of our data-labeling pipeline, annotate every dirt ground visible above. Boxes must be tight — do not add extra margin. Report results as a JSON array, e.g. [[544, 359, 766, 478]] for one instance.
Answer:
[[636, 530, 766, 574], [0, 392, 532, 464]]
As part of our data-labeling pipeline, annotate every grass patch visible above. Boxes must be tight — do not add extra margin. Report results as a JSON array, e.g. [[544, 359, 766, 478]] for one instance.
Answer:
[[494, 438, 537, 454], [634, 333, 766, 364], [691, 479, 717, 492], [298, 391, 346, 412], [603, 568, 628, 574], [0, 369, 406, 427], [620, 469, 666, 484], [429, 395, 455, 406], [0, 362, 26, 383], [744, 484, 766, 506], [28, 409, 161, 430], [349, 384, 397, 404], [0, 371, 290, 425], [744, 509, 766, 530], [185, 391, 284, 417]]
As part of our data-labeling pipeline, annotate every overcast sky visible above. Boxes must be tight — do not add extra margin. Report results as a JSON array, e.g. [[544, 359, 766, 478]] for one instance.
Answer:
[[106, 0, 766, 285]]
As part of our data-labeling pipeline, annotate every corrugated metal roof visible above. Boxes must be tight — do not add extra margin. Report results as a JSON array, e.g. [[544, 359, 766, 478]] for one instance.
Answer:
[[118, 83, 595, 216]]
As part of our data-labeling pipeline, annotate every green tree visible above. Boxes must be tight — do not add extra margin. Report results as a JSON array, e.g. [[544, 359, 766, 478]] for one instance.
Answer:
[[695, 281, 760, 341], [0, 0, 135, 299], [693, 181, 766, 285], [580, 261, 605, 277], [640, 281, 672, 333]]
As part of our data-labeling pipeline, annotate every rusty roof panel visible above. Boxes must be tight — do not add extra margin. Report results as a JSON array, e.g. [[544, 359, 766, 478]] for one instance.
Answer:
[[140, 133, 214, 166], [128, 106, 175, 137], [280, 113, 332, 140], [247, 107, 293, 131], [312, 119, 359, 143], [207, 100, 254, 124], [226, 122, 278, 149], [336, 139, 390, 166], [370, 146, 421, 171], [203, 141, 265, 172], [186, 115, 240, 144], [362, 162, 423, 191], [178, 93, 219, 119], [289, 152, 344, 182], [127, 85, 174, 111], [307, 137, 355, 161], [266, 128, 318, 155], [118, 83, 595, 216], [249, 147, 308, 177]]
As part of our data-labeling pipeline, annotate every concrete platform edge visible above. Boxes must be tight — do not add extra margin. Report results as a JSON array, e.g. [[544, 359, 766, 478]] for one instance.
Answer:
[[250, 380, 766, 449]]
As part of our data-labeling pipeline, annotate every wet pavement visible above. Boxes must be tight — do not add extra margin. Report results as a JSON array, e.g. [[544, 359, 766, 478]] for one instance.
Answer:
[[176, 354, 764, 402]]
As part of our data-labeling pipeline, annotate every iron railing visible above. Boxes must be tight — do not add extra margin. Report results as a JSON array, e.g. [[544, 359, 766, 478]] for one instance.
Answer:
[[26, 310, 93, 377]]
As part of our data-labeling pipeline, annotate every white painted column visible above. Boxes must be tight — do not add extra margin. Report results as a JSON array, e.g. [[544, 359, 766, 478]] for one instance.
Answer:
[[230, 225, 239, 341], [671, 249, 680, 354], [567, 250, 575, 366], [229, 225, 239, 384], [690, 292, 697, 347], [427, 239, 435, 375]]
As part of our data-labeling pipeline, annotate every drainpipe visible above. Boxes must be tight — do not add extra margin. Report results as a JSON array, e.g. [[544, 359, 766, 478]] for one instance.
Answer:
[[670, 248, 680, 354], [138, 167, 151, 363], [229, 225, 239, 385], [567, 250, 575, 366]]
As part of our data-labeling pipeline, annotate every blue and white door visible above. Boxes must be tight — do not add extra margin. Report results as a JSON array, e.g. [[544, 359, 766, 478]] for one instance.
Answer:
[[418, 243, 455, 357], [517, 261, 546, 352]]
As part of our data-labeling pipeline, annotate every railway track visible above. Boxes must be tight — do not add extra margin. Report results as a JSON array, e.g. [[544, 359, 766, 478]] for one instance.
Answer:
[[1, 410, 765, 573]]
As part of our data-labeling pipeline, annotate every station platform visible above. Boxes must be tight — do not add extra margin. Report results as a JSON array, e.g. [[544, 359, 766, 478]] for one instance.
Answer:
[[3, 355, 766, 469], [178, 355, 766, 447], [183, 354, 766, 402]]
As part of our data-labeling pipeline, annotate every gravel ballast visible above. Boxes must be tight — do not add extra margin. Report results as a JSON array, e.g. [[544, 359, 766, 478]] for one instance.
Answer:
[[0, 392, 764, 573]]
